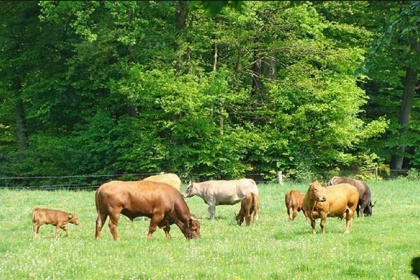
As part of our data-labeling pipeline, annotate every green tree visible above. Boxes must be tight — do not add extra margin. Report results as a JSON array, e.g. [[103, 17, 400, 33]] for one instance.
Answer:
[[363, 1, 420, 172]]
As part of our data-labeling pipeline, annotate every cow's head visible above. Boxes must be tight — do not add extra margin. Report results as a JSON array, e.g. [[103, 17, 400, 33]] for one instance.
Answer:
[[68, 213, 80, 225], [235, 212, 244, 226], [307, 181, 327, 202], [184, 215, 201, 239], [327, 176, 339, 186], [184, 181, 196, 198], [364, 200, 376, 216]]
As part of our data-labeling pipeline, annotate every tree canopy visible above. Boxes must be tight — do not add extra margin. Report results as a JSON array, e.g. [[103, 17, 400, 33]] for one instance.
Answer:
[[0, 1, 418, 182]]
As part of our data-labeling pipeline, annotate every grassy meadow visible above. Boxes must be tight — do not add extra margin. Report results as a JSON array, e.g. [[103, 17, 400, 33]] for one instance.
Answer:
[[1, 179, 420, 279]]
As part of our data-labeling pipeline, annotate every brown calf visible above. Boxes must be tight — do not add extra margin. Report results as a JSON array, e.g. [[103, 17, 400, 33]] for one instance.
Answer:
[[32, 208, 80, 239], [236, 192, 259, 226], [284, 190, 306, 221]]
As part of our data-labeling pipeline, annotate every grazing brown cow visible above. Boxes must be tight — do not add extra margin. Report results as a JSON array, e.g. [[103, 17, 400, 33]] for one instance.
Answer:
[[236, 192, 259, 226], [143, 173, 182, 191], [32, 208, 80, 239], [303, 181, 359, 234], [284, 190, 306, 221], [328, 176, 375, 217], [95, 180, 200, 241]]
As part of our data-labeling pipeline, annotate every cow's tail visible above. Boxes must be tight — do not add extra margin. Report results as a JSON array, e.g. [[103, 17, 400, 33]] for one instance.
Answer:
[[95, 188, 101, 213], [250, 192, 259, 218], [31, 207, 40, 223], [288, 194, 296, 210], [250, 193, 256, 214]]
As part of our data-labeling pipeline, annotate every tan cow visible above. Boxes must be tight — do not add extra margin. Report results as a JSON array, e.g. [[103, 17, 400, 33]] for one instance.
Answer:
[[303, 181, 359, 234], [236, 192, 259, 226], [95, 180, 200, 241], [32, 208, 80, 239], [327, 176, 375, 217], [284, 190, 306, 221], [143, 173, 182, 191], [184, 179, 259, 219]]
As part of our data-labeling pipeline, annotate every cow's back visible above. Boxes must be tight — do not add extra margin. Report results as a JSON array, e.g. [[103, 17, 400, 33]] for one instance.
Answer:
[[203, 179, 258, 205], [235, 179, 259, 196], [96, 180, 181, 217], [325, 183, 359, 212], [330, 177, 369, 197], [143, 173, 182, 190], [32, 208, 68, 223]]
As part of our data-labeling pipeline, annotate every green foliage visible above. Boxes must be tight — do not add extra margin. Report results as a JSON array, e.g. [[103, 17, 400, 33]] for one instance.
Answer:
[[2, 1, 413, 181], [407, 168, 420, 180]]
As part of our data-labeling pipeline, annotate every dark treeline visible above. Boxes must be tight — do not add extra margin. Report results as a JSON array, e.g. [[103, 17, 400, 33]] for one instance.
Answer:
[[0, 1, 419, 183]]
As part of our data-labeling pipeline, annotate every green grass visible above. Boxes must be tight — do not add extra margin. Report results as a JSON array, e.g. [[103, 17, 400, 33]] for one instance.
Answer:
[[1, 179, 419, 279]]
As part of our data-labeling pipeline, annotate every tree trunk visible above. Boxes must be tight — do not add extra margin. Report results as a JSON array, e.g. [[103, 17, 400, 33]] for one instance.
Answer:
[[15, 97, 28, 159], [262, 51, 277, 82], [390, 40, 419, 171], [174, 0, 189, 74]]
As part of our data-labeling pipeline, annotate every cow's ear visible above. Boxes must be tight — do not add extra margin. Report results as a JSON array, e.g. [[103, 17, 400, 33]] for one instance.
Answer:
[[189, 216, 198, 228], [68, 214, 73, 220]]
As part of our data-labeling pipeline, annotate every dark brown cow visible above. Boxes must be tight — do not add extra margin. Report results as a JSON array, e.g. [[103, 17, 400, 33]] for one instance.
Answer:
[[284, 190, 306, 221], [327, 176, 375, 217], [303, 181, 359, 234], [236, 192, 259, 226], [95, 180, 201, 241], [32, 208, 80, 239]]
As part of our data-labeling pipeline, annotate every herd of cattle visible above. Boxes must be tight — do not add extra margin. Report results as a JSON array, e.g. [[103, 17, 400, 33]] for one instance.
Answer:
[[31, 173, 375, 240]]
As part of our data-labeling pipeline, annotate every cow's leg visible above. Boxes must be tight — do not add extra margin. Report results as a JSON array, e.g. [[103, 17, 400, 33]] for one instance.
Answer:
[[95, 213, 108, 240], [252, 211, 257, 226], [159, 219, 171, 239], [208, 202, 216, 220], [33, 223, 40, 239], [55, 225, 61, 240], [245, 211, 251, 226], [292, 208, 298, 221], [356, 202, 361, 217], [108, 213, 121, 241], [61, 225, 69, 237], [310, 219, 317, 234], [163, 225, 171, 239], [148, 213, 165, 241], [344, 218, 352, 234], [320, 213, 328, 234], [344, 209, 354, 234], [359, 200, 369, 218], [287, 207, 292, 220]]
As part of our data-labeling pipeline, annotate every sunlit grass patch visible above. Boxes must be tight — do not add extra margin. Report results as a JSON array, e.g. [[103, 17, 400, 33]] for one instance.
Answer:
[[1, 179, 419, 279]]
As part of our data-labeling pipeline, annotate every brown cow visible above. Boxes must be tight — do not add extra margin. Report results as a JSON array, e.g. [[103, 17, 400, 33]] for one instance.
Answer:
[[32, 208, 80, 239], [236, 192, 259, 226], [95, 180, 200, 241], [303, 181, 359, 234], [327, 176, 375, 217], [284, 190, 306, 221], [143, 173, 182, 191]]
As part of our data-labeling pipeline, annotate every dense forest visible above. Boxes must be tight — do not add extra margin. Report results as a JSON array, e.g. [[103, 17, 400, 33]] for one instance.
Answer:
[[0, 1, 419, 184]]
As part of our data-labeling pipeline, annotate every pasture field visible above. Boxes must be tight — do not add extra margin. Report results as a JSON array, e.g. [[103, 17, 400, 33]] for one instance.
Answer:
[[1, 179, 419, 279]]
